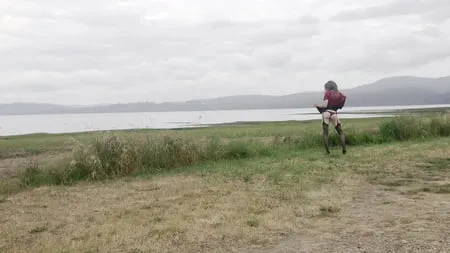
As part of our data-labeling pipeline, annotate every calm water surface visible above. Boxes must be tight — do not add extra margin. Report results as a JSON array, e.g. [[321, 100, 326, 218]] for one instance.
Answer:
[[0, 104, 449, 136]]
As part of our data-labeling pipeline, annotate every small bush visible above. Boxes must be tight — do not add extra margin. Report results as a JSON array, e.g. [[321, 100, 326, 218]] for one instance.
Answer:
[[379, 116, 429, 141], [69, 133, 141, 181], [19, 161, 70, 187], [202, 136, 224, 161], [20, 162, 43, 187], [378, 115, 450, 141], [429, 115, 450, 137], [140, 136, 203, 170]]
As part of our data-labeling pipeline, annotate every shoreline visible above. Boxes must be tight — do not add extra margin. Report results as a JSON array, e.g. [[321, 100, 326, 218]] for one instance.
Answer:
[[0, 116, 389, 138], [0, 106, 448, 138]]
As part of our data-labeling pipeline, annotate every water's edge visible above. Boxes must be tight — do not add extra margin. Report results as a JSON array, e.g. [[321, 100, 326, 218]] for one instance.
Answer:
[[0, 104, 448, 136]]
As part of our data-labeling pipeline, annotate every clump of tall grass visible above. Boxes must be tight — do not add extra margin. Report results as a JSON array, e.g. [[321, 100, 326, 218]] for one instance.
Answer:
[[379, 115, 450, 141], [69, 133, 142, 180], [15, 133, 278, 187], [379, 116, 428, 141], [138, 136, 273, 172], [138, 135, 204, 170], [16, 134, 142, 187], [12, 114, 450, 190], [429, 114, 450, 137]]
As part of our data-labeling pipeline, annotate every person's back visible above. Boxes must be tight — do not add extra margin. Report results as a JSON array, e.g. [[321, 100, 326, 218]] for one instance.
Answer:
[[314, 80, 347, 154], [323, 90, 346, 111]]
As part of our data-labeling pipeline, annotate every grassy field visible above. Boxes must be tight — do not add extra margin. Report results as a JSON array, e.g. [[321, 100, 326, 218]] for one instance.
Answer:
[[0, 113, 449, 252], [0, 117, 383, 158]]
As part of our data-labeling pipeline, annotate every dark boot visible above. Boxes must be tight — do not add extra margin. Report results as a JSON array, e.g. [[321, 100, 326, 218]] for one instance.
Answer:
[[322, 123, 330, 154], [335, 124, 347, 154]]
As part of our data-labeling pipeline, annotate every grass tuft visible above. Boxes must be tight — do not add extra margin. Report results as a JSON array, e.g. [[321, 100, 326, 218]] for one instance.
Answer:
[[378, 115, 450, 141], [422, 183, 450, 194], [29, 226, 48, 234], [319, 205, 341, 216], [246, 217, 260, 228], [429, 114, 450, 137]]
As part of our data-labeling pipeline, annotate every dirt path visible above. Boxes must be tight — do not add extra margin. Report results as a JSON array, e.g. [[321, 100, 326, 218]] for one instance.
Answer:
[[245, 184, 450, 253]]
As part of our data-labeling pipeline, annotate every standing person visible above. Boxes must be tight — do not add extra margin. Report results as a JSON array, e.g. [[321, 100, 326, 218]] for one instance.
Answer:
[[314, 80, 347, 154]]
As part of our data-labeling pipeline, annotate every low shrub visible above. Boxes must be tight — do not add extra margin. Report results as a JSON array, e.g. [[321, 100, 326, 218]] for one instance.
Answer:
[[429, 114, 450, 137], [379, 116, 429, 141]]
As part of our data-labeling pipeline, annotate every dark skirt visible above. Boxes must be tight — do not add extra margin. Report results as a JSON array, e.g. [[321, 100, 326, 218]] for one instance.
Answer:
[[316, 106, 327, 114]]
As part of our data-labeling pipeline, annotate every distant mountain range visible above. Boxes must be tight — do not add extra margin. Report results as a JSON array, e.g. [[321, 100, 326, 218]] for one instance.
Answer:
[[1, 76, 449, 115]]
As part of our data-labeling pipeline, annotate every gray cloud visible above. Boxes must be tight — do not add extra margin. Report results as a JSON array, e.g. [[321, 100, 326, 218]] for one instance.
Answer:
[[328, 22, 450, 73], [331, 0, 450, 22], [1, 0, 449, 104]]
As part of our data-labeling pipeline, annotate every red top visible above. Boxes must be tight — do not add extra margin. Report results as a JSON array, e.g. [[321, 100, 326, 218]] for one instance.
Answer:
[[323, 90, 346, 109]]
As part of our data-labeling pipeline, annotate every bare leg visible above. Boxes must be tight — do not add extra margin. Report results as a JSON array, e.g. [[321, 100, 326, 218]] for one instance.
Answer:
[[335, 124, 347, 154], [322, 123, 330, 154]]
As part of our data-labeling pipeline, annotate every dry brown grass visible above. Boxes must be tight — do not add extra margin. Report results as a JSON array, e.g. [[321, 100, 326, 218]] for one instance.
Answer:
[[1, 137, 449, 253], [0, 158, 362, 253], [0, 152, 71, 179]]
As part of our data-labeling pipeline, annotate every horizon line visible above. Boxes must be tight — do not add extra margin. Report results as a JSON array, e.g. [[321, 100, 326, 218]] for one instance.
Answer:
[[2, 74, 449, 107]]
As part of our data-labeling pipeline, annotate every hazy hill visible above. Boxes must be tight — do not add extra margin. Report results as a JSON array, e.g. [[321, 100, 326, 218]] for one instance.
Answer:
[[342, 76, 450, 106], [349, 76, 450, 93], [0, 103, 72, 115], [1, 76, 449, 115]]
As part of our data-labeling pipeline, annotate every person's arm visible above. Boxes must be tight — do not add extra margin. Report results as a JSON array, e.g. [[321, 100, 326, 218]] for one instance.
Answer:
[[314, 99, 328, 108], [314, 92, 329, 108]]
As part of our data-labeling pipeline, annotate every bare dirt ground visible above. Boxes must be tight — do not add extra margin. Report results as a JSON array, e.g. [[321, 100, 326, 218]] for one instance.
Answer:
[[244, 184, 449, 253]]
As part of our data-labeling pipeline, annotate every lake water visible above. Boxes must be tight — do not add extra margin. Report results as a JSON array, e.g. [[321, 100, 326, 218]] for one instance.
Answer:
[[0, 104, 449, 136]]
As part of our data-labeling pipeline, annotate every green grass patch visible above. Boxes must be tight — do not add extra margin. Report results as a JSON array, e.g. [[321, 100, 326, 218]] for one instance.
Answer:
[[2, 114, 450, 194]]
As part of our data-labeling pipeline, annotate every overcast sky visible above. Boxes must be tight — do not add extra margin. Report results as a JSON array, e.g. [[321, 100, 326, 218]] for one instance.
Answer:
[[1, 0, 449, 105]]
